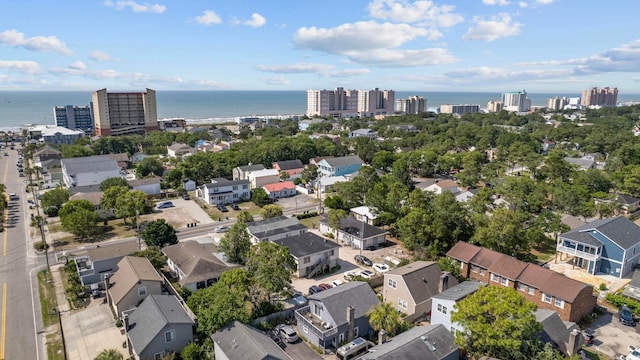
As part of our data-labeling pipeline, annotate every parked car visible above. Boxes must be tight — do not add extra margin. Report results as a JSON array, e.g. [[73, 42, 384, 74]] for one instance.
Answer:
[[354, 255, 373, 267], [275, 324, 299, 343], [318, 283, 332, 291], [182, 193, 190, 200], [331, 279, 344, 287], [359, 270, 375, 279], [230, 203, 240, 210], [620, 305, 636, 326], [308, 285, 323, 295], [269, 330, 285, 348], [372, 263, 390, 273], [214, 226, 230, 233], [216, 203, 228, 212], [156, 201, 174, 209], [343, 270, 359, 280]]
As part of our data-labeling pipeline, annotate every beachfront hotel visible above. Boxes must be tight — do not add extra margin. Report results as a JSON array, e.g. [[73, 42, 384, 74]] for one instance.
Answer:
[[439, 104, 480, 115], [501, 90, 531, 112], [307, 87, 395, 118], [53, 104, 94, 134], [92, 88, 159, 137], [581, 87, 618, 107], [396, 95, 426, 114]]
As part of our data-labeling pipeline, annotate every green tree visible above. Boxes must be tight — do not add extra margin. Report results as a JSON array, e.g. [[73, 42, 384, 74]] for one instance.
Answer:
[[99, 177, 129, 191], [451, 286, 542, 360], [472, 208, 532, 260], [219, 223, 251, 264], [115, 190, 146, 225], [58, 199, 95, 218], [100, 186, 129, 213], [301, 164, 318, 184], [133, 247, 167, 269], [40, 187, 69, 216], [251, 188, 271, 207], [61, 207, 99, 240], [237, 211, 254, 224], [180, 342, 205, 360], [142, 219, 178, 248], [279, 170, 290, 181], [366, 301, 405, 336], [136, 157, 164, 177], [260, 204, 283, 219], [246, 241, 296, 301], [94, 348, 123, 360], [327, 208, 347, 239], [61, 144, 94, 158]]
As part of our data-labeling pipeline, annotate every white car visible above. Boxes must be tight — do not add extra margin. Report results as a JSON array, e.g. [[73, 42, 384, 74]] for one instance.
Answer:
[[331, 279, 344, 287], [214, 226, 230, 233], [359, 270, 375, 279], [372, 263, 390, 273]]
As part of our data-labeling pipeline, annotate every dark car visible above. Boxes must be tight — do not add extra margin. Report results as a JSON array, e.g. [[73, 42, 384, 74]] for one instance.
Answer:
[[230, 203, 240, 211], [308, 285, 323, 295], [182, 193, 190, 200], [620, 305, 636, 326], [216, 204, 228, 212], [365, 245, 377, 251], [318, 283, 332, 291], [354, 255, 373, 267]]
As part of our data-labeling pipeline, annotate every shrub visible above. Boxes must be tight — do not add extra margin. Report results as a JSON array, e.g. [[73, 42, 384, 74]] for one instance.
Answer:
[[605, 292, 640, 314], [599, 283, 607, 291], [115, 319, 123, 327], [294, 211, 318, 220], [34, 241, 49, 251]]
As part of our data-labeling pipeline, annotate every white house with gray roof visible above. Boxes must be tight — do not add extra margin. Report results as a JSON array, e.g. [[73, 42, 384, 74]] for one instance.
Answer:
[[126, 295, 195, 360], [162, 240, 236, 291], [61, 154, 125, 188], [320, 216, 387, 250], [294, 281, 379, 352], [430, 281, 481, 333], [272, 232, 339, 278], [75, 241, 140, 286], [232, 164, 265, 180], [316, 155, 364, 177], [359, 324, 459, 360], [246, 216, 308, 244], [197, 178, 250, 205], [212, 320, 292, 360]]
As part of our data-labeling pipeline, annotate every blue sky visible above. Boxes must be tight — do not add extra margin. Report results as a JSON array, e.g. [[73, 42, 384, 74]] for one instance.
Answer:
[[0, 0, 638, 93]]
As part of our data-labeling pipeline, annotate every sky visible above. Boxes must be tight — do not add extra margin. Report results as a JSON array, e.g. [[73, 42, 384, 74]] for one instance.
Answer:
[[0, 0, 639, 93]]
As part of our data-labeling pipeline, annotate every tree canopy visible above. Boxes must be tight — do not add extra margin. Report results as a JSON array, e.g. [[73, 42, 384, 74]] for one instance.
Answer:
[[142, 219, 178, 248]]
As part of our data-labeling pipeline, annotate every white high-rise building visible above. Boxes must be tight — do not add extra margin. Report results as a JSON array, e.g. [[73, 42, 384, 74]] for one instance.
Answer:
[[501, 90, 531, 112], [307, 87, 394, 118], [440, 104, 480, 115], [487, 100, 504, 113], [395, 96, 426, 114]]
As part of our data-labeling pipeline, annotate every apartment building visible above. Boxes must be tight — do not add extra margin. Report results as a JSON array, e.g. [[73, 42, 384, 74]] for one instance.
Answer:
[[581, 87, 618, 107], [53, 104, 94, 133], [439, 104, 480, 115], [501, 90, 531, 112], [486, 100, 504, 113], [395, 95, 426, 114], [92, 88, 159, 136], [306, 87, 394, 118]]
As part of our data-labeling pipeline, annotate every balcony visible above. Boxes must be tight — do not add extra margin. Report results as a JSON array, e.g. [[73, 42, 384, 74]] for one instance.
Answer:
[[556, 245, 600, 261], [295, 306, 338, 340]]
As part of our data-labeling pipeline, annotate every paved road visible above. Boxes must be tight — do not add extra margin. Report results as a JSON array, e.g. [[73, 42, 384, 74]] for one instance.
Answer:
[[0, 146, 45, 360]]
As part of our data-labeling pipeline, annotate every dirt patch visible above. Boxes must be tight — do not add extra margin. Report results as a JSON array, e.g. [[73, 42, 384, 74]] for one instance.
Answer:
[[141, 208, 198, 229]]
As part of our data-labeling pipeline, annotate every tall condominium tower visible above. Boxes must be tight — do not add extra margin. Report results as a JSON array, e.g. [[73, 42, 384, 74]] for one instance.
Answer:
[[307, 87, 395, 118], [581, 87, 618, 107], [92, 88, 159, 137], [501, 90, 531, 112], [440, 104, 480, 115], [396, 95, 426, 114], [487, 100, 504, 113], [546, 96, 569, 111], [53, 104, 94, 133]]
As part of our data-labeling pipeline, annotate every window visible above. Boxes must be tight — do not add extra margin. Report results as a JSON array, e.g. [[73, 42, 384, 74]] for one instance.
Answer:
[[165, 329, 176, 342], [554, 298, 564, 309], [314, 304, 323, 317], [354, 327, 359, 337], [331, 249, 335, 256], [398, 298, 407, 309], [517, 283, 526, 292], [339, 332, 345, 343], [479, 267, 485, 275], [542, 293, 552, 303], [303, 257, 310, 264], [303, 325, 308, 333], [138, 286, 147, 296], [500, 277, 508, 286], [491, 273, 499, 282], [471, 264, 479, 273], [388, 279, 397, 289], [154, 352, 165, 360], [528, 287, 535, 295], [437, 303, 448, 314]]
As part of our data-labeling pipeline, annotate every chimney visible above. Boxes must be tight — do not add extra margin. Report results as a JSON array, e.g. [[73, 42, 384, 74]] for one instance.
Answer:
[[439, 273, 449, 293], [346, 306, 355, 342], [378, 329, 387, 345], [567, 329, 583, 355], [123, 314, 130, 332]]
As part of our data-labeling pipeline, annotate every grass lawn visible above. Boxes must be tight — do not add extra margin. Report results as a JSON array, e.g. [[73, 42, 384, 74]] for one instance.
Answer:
[[581, 347, 611, 360], [38, 270, 64, 360], [299, 216, 321, 230]]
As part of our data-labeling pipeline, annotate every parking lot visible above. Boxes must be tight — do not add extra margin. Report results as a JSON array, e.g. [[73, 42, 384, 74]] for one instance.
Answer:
[[584, 308, 640, 359]]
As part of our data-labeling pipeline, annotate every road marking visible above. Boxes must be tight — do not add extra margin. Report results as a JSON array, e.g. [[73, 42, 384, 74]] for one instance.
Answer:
[[2, 157, 7, 257], [1, 282, 6, 359]]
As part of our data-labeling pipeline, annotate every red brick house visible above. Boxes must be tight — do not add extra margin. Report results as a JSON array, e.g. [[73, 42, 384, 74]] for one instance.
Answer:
[[272, 159, 304, 180], [446, 241, 596, 322]]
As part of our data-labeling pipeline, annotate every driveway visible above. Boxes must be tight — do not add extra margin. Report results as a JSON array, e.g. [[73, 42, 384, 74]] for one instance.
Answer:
[[584, 308, 640, 359]]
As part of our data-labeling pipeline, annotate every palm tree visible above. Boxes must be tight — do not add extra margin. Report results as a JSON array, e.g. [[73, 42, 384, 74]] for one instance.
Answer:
[[94, 348, 123, 360], [366, 302, 405, 337]]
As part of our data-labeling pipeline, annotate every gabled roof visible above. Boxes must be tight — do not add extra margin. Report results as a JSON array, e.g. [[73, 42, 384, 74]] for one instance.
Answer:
[[250, 169, 280, 178], [247, 216, 306, 240], [211, 320, 291, 360], [272, 232, 339, 258], [69, 191, 103, 206], [350, 206, 378, 220], [237, 164, 266, 172], [308, 281, 379, 328], [127, 295, 194, 355], [535, 309, 578, 355], [560, 216, 640, 250], [273, 159, 303, 170], [128, 176, 162, 187], [168, 143, 195, 151], [109, 256, 163, 305], [86, 241, 139, 262], [162, 241, 235, 286], [431, 281, 481, 301], [385, 261, 458, 305], [61, 154, 121, 175], [202, 178, 249, 189], [33, 145, 61, 157], [359, 324, 458, 360], [338, 216, 387, 239], [321, 155, 364, 168], [617, 194, 640, 205], [263, 181, 296, 193]]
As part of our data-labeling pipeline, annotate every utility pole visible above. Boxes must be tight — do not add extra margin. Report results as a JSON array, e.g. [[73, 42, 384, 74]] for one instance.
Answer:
[[136, 210, 141, 250]]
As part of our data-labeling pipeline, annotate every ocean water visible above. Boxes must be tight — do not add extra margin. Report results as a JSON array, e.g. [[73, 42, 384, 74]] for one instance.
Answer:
[[0, 90, 638, 129]]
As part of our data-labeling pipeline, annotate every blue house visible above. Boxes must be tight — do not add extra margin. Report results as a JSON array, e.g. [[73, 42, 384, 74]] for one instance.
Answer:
[[317, 155, 364, 178], [556, 216, 640, 278]]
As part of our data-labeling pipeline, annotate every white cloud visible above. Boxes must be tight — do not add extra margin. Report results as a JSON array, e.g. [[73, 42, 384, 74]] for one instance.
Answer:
[[463, 13, 522, 42], [347, 47, 458, 67], [536, 0, 555, 4], [577, 39, 640, 73], [194, 10, 222, 25], [69, 61, 86, 71], [89, 51, 117, 62], [0, 29, 72, 55], [104, 0, 166, 13], [367, 0, 464, 29], [323, 69, 371, 77], [256, 63, 371, 77], [243, 13, 267, 28], [260, 76, 289, 85], [483, 0, 510, 5], [518, 2, 529, 7], [0, 60, 41, 74]]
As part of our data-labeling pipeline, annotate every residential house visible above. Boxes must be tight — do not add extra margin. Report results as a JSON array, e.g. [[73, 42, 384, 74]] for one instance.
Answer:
[[359, 324, 459, 360], [383, 261, 459, 322], [69, 191, 115, 218], [162, 241, 236, 292], [131, 152, 151, 164], [430, 281, 482, 334], [263, 181, 297, 199], [272, 232, 340, 278], [33, 146, 61, 164], [182, 178, 196, 191], [317, 175, 347, 194], [167, 143, 196, 158], [298, 118, 326, 132], [557, 216, 640, 278], [541, 139, 556, 154], [126, 295, 196, 360], [197, 178, 250, 205], [395, 146, 414, 154], [349, 128, 377, 139], [61, 154, 125, 188], [35, 157, 61, 173], [447, 241, 596, 322], [424, 180, 460, 195], [248, 169, 280, 189], [317, 155, 364, 178], [209, 128, 231, 142], [309, 156, 334, 167], [455, 189, 477, 203], [623, 269, 640, 301], [388, 124, 418, 133], [294, 282, 380, 352], [232, 164, 265, 180], [41, 166, 63, 189], [273, 159, 304, 180], [246, 216, 307, 244], [616, 194, 640, 214], [212, 320, 292, 360], [564, 156, 595, 170], [350, 206, 379, 226], [107, 256, 164, 318], [535, 309, 584, 356], [320, 216, 387, 250], [128, 176, 162, 196], [74, 241, 140, 286]]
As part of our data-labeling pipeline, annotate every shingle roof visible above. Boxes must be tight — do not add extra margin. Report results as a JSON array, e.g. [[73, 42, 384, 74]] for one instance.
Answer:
[[203, 178, 249, 189], [273, 159, 303, 170], [271, 232, 339, 258], [211, 320, 291, 360], [322, 155, 364, 168], [247, 216, 307, 240], [431, 281, 482, 301], [339, 216, 387, 239], [86, 241, 139, 262], [168, 143, 195, 151], [359, 324, 458, 360], [108, 256, 163, 305], [488, 255, 528, 280], [263, 181, 296, 193], [308, 281, 379, 328], [128, 176, 162, 187], [69, 191, 103, 206], [617, 194, 640, 205], [560, 216, 640, 250], [162, 241, 235, 286], [237, 164, 266, 172], [61, 154, 121, 175], [127, 295, 194, 356], [385, 261, 458, 305]]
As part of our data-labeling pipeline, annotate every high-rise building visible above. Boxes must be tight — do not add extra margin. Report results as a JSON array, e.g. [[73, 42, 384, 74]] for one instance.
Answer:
[[439, 104, 480, 115], [306, 87, 394, 118], [53, 104, 94, 133], [581, 87, 618, 107], [395, 95, 426, 114], [546, 97, 569, 111], [487, 100, 504, 113], [92, 88, 159, 137], [501, 90, 531, 112]]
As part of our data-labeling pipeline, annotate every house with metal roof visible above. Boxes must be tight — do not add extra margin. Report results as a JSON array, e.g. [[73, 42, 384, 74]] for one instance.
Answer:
[[359, 324, 459, 360], [294, 282, 379, 352], [319, 216, 387, 250], [316, 155, 364, 177], [246, 216, 307, 244], [557, 216, 640, 278], [125, 295, 196, 360], [107, 256, 164, 318], [212, 320, 292, 360], [272, 232, 340, 278]]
